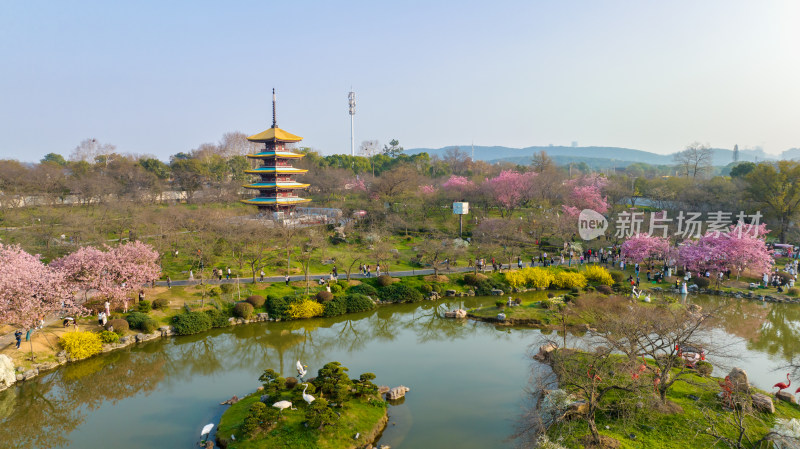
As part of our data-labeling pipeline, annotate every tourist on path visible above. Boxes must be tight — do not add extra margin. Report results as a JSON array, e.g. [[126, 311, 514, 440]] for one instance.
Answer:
[[167, 276, 171, 289], [285, 274, 290, 286], [14, 330, 22, 349], [227, 267, 231, 280]]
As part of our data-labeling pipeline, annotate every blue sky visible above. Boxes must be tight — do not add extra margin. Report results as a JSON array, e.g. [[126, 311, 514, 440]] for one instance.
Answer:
[[1, 0, 799, 162]]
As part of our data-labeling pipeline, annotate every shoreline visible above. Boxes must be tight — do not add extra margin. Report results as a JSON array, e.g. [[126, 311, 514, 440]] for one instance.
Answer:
[[4, 281, 799, 393]]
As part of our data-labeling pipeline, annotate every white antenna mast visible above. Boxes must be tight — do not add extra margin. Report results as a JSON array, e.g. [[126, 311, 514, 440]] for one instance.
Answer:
[[348, 90, 356, 156]]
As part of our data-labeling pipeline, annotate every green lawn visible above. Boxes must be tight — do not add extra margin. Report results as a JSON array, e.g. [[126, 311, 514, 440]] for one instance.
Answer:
[[548, 355, 800, 448]]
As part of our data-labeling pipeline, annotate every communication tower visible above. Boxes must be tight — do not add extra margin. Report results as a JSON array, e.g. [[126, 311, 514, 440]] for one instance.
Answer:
[[348, 91, 356, 156]]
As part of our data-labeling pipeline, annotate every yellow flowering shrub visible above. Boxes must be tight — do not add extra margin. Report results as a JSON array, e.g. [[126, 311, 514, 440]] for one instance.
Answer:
[[287, 299, 324, 319], [506, 267, 555, 289], [583, 265, 614, 286], [551, 272, 588, 290], [524, 267, 555, 289], [59, 331, 103, 360], [505, 270, 526, 288]]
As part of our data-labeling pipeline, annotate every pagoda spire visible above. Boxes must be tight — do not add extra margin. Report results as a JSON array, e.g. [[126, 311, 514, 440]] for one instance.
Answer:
[[272, 88, 277, 129]]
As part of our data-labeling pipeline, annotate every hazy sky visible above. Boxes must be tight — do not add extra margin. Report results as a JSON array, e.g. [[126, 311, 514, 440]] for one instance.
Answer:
[[1, 0, 799, 162]]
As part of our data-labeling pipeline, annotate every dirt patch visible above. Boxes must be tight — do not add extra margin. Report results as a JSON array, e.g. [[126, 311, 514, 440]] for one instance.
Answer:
[[423, 275, 449, 283], [652, 399, 684, 414], [582, 435, 621, 448]]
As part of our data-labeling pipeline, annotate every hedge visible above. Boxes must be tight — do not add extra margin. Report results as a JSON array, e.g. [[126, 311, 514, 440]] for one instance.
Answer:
[[322, 297, 347, 317], [233, 302, 254, 318], [266, 295, 289, 320], [348, 284, 378, 297], [125, 312, 157, 333], [246, 295, 265, 308], [171, 311, 213, 336], [316, 291, 334, 302], [105, 319, 129, 333], [377, 283, 423, 303], [345, 294, 376, 313]]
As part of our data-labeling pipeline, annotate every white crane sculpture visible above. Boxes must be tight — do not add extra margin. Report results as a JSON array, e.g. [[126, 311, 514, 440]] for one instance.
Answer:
[[302, 383, 315, 405], [272, 400, 296, 415], [296, 360, 308, 380]]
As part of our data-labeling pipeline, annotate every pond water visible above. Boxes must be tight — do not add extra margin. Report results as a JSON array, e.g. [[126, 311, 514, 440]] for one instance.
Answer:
[[0, 293, 797, 449]]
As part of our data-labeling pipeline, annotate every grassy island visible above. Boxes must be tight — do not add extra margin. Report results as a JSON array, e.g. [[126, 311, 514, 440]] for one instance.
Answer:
[[536, 348, 800, 449], [216, 362, 389, 449]]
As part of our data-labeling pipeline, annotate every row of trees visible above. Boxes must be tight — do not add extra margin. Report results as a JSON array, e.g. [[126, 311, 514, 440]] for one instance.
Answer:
[[621, 223, 773, 279], [0, 241, 161, 331]]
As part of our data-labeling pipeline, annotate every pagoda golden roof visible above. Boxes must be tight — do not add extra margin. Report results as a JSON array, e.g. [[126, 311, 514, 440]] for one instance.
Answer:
[[247, 127, 303, 143]]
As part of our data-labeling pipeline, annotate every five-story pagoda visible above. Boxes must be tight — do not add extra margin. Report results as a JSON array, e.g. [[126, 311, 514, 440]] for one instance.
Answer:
[[242, 89, 311, 213]]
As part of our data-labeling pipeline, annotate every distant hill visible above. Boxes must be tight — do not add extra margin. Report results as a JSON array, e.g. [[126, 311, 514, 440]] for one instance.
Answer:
[[406, 145, 776, 168]]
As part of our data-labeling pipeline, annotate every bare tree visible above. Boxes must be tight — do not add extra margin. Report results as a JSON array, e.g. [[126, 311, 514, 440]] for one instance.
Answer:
[[69, 138, 117, 162], [360, 140, 381, 176], [673, 142, 713, 178], [530, 150, 555, 173]]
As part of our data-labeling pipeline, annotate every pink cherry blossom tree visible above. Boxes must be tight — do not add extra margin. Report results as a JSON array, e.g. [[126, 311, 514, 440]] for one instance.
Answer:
[[678, 223, 773, 280], [441, 175, 475, 193], [562, 175, 609, 217], [621, 233, 672, 270], [50, 246, 109, 302], [485, 170, 537, 217], [53, 241, 161, 308], [419, 184, 437, 196], [677, 237, 729, 277], [0, 244, 78, 357]]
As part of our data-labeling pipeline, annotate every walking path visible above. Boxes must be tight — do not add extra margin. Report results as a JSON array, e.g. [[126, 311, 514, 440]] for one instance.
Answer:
[[157, 266, 482, 287]]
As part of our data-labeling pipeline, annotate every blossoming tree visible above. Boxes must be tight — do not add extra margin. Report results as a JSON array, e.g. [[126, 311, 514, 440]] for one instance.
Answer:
[[678, 223, 772, 280], [621, 233, 672, 270], [485, 170, 537, 217], [53, 241, 161, 308], [0, 244, 78, 356], [562, 174, 609, 217]]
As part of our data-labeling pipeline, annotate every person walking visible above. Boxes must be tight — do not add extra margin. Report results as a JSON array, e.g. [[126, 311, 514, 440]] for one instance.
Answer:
[[376, 263, 381, 277], [14, 330, 22, 349], [226, 267, 231, 280], [104, 300, 111, 317], [260, 270, 265, 282], [98, 311, 105, 326], [285, 274, 290, 286], [189, 270, 194, 281], [167, 276, 172, 289]]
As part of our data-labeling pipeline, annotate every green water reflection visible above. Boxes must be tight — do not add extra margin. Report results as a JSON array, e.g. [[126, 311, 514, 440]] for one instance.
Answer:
[[0, 292, 798, 449]]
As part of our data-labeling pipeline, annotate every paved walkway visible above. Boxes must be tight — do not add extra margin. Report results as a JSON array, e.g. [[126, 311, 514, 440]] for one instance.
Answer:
[[157, 266, 484, 287]]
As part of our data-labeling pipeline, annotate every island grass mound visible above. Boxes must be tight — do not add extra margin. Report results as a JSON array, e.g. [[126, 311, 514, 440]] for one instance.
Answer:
[[546, 365, 800, 448], [217, 362, 388, 449], [535, 342, 800, 448]]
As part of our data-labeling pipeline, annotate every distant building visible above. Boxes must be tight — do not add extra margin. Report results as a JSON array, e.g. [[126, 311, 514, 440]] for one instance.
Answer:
[[733, 144, 739, 162], [241, 91, 311, 213]]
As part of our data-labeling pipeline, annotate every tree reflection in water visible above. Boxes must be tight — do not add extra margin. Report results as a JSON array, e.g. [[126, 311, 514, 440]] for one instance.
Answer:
[[0, 294, 542, 449], [0, 349, 166, 449]]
